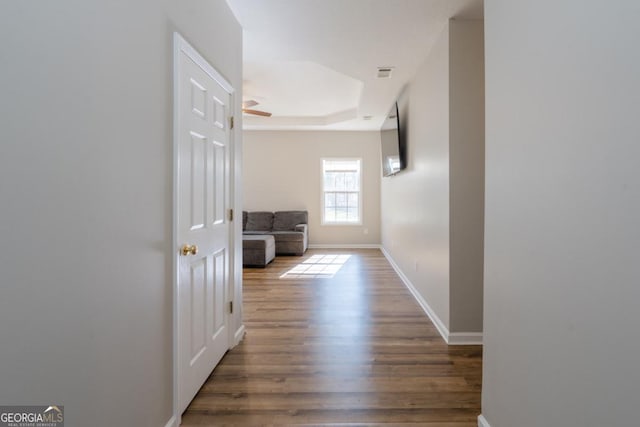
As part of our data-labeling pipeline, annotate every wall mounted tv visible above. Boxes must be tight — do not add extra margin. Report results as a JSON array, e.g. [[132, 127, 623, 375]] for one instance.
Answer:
[[380, 102, 405, 177]]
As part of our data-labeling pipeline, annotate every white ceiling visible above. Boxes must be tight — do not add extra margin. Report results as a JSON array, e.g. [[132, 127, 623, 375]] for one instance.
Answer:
[[226, 0, 483, 131]]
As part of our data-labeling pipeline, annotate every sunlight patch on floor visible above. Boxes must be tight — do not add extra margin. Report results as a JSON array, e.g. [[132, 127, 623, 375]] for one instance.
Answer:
[[280, 254, 351, 279]]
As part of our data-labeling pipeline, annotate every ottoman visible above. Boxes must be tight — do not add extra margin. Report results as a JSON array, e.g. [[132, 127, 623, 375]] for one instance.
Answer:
[[242, 234, 276, 267]]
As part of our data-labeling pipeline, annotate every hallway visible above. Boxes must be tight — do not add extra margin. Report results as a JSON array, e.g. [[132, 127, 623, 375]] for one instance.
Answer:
[[181, 249, 482, 426]]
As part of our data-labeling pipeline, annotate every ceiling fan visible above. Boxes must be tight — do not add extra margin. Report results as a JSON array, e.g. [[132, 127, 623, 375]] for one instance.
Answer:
[[242, 100, 272, 117]]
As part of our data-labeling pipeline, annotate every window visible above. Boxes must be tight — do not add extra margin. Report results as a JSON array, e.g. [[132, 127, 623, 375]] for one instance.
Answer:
[[322, 158, 362, 224]]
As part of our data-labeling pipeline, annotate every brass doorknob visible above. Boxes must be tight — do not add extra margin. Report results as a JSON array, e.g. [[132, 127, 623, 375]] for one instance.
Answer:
[[181, 244, 198, 256]]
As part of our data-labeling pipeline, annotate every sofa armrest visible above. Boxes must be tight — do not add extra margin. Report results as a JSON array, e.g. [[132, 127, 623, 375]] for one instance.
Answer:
[[294, 224, 308, 234]]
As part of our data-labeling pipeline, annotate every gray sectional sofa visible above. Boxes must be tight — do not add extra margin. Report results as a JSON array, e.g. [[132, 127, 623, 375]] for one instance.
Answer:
[[242, 210, 308, 266]]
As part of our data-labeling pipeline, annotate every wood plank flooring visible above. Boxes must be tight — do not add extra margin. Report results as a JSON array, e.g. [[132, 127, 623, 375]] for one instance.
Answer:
[[181, 249, 482, 426]]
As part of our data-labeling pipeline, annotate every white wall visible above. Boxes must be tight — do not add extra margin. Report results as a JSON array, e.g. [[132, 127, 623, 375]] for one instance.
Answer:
[[382, 25, 452, 330], [0, 1, 242, 426], [243, 130, 381, 246], [449, 20, 485, 332], [381, 20, 484, 337], [482, 1, 640, 426]]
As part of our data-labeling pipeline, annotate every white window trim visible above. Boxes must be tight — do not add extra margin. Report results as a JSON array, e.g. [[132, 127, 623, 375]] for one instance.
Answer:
[[320, 157, 363, 226]]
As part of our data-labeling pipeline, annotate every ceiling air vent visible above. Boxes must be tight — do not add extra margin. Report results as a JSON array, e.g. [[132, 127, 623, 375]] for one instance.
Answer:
[[377, 67, 394, 79]]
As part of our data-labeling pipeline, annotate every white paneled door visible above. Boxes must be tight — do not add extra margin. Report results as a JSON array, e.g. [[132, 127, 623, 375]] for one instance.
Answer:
[[175, 34, 233, 415]]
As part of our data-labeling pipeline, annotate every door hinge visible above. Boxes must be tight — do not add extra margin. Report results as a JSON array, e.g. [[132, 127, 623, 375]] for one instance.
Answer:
[[228, 208, 234, 222], [229, 116, 234, 130], [229, 301, 233, 314]]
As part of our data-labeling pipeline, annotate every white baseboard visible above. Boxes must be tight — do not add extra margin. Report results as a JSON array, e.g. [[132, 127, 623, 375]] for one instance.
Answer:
[[381, 247, 449, 343], [381, 247, 482, 346], [478, 414, 491, 427], [308, 243, 381, 249], [234, 324, 246, 346], [164, 416, 177, 427], [449, 332, 483, 345]]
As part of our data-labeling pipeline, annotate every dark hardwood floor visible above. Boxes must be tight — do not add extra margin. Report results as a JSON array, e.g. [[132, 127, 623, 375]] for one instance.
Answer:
[[181, 249, 482, 426]]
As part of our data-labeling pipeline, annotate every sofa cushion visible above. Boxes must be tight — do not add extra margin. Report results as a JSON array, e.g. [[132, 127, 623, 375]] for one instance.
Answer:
[[245, 211, 274, 231], [242, 211, 248, 231], [242, 235, 275, 267], [273, 211, 308, 231], [242, 234, 275, 249], [270, 231, 305, 242]]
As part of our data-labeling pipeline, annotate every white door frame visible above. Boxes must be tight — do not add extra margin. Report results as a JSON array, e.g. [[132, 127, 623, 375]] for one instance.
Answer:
[[171, 32, 238, 426]]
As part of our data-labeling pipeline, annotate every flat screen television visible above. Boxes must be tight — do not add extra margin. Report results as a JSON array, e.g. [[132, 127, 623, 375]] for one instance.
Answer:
[[380, 102, 405, 177]]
